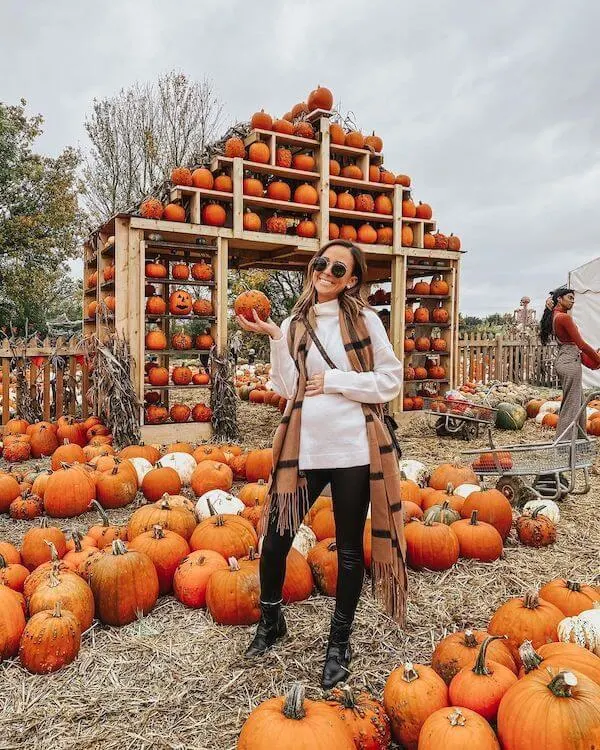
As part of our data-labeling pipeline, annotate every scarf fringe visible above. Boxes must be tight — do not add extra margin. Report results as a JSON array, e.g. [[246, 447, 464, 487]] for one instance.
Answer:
[[258, 479, 309, 538], [371, 561, 407, 626]]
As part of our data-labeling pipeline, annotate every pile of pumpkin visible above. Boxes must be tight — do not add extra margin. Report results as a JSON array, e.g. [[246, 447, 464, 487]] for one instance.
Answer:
[[398, 457, 562, 558], [0, 415, 114, 464], [136, 84, 463, 249], [236, 581, 600, 749], [526, 395, 600, 435]]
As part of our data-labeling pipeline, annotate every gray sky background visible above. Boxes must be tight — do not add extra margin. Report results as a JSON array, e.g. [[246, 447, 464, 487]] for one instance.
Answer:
[[1, 0, 599, 317]]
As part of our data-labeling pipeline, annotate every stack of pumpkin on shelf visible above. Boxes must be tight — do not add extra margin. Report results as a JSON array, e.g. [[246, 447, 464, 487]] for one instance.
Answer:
[[135, 83, 463, 250], [85, 236, 116, 320]]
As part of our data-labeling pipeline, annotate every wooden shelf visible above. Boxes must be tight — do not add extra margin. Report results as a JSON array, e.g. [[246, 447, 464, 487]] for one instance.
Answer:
[[402, 217, 436, 225], [404, 379, 450, 384], [242, 161, 319, 182], [407, 264, 453, 276], [145, 277, 215, 287], [144, 419, 212, 427], [172, 186, 233, 202], [406, 294, 450, 300], [409, 351, 450, 356], [145, 315, 216, 322], [84, 289, 96, 297], [101, 281, 115, 291], [329, 208, 394, 223], [86, 257, 97, 267], [247, 128, 319, 149], [330, 176, 396, 193], [145, 349, 212, 357], [405, 322, 451, 328], [101, 245, 114, 256], [146, 240, 216, 253], [144, 384, 212, 390], [330, 142, 384, 163], [243, 196, 320, 214]]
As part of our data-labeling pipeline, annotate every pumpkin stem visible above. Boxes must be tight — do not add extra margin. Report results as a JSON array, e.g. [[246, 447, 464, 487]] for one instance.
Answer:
[[52, 601, 63, 618], [152, 525, 165, 539], [339, 684, 356, 708], [524, 590, 540, 610], [44, 540, 59, 561], [518, 640, 543, 673], [463, 629, 478, 648], [530, 505, 546, 519], [446, 483, 455, 494], [469, 510, 479, 525], [48, 569, 61, 588], [566, 580, 581, 592], [472, 635, 506, 676], [0, 554, 6, 569], [71, 530, 83, 553], [448, 708, 467, 727], [246, 546, 257, 561], [547, 671, 578, 698], [39, 517, 49, 528], [402, 662, 420, 683], [159, 499, 172, 510], [90, 499, 110, 527], [228, 556, 240, 571], [112, 539, 128, 555], [207, 498, 217, 517], [282, 683, 307, 720]]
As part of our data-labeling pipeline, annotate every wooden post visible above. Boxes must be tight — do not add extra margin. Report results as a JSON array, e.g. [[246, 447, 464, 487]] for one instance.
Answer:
[[316, 116, 330, 242], [390, 254, 405, 418], [232, 158, 244, 237], [215, 237, 229, 354], [495, 334, 503, 381]]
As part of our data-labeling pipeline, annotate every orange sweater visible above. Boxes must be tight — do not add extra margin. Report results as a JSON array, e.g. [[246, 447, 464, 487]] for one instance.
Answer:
[[553, 311, 600, 367]]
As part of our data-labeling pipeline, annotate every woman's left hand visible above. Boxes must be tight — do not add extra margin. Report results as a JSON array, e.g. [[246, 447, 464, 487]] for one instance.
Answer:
[[305, 372, 325, 397]]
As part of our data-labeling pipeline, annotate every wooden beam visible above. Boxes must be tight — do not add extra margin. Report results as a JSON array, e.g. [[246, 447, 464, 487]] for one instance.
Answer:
[[215, 237, 229, 354], [390, 254, 406, 418]]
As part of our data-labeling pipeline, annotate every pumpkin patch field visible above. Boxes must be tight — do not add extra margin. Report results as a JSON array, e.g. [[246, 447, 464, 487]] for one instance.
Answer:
[[0, 403, 599, 749]]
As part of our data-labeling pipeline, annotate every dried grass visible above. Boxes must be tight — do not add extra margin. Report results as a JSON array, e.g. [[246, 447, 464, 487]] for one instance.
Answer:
[[0, 404, 599, 750]]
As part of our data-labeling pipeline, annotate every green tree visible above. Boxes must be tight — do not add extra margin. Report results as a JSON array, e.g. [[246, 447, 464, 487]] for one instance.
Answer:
[[0, 99, 83, 334]]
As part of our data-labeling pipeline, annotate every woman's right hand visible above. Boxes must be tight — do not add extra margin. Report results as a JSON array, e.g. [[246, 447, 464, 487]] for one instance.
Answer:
[[236, 311, 282, 340]]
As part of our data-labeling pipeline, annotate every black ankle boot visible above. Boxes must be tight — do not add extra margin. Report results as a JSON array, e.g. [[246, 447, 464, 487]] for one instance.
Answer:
[[321, 611, 352, 690], [244, 600, 287, 658]]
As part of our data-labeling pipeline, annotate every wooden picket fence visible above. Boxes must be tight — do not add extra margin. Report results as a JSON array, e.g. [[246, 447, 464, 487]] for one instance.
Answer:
[[458, 333, 560, 387], [0, 336, 91, 425]]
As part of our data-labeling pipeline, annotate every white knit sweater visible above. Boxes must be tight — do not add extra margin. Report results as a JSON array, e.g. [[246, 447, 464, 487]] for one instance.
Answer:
[[269, 299, 403, 470]]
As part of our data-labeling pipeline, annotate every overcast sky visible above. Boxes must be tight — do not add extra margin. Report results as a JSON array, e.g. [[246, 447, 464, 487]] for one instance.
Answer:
[[1, 0, 599, 317]]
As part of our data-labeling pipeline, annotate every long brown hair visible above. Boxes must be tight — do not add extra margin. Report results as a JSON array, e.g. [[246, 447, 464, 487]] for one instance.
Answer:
[[291, 240, 368, 322]]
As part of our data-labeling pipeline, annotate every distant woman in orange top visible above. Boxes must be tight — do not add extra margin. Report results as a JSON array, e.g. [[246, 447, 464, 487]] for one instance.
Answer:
[[541, 287, 600, 439]]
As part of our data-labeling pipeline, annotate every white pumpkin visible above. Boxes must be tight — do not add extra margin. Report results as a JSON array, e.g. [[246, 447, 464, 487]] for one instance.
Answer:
[[292, 524, 317, 558], [522, 498, 561, 524], [158, 452, 197, 485], [539, 400, 561, 415], [558, 603, 600, 656], [399, 459, 429, 487], [127, 457, 153, 486], [195, 489, 244, 521], [535, 412, 547, 424], [454, 483, 481, 499]]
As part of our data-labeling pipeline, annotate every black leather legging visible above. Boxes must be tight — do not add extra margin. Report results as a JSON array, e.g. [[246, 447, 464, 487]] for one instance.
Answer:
[[260, 465, 371, 621]]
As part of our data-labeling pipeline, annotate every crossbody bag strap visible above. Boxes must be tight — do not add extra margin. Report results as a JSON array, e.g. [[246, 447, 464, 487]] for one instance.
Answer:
[[301, 315, 338, 370]]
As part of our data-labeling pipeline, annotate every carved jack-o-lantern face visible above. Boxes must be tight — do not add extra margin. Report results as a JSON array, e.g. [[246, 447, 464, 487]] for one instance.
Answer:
[[169, 289, 193, 316]]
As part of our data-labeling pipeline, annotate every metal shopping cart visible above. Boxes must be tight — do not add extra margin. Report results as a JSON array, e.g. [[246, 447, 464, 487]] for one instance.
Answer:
[[423, 383, 499, 441], [460, 394, 599, 506]]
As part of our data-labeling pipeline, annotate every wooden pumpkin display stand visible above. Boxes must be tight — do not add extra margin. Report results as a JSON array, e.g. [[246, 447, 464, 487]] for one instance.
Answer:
[[83, 112, 462, 441]]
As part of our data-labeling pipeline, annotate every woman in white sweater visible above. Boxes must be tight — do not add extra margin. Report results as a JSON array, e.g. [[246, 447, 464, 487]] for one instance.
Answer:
[[237, 240, 406, 689]]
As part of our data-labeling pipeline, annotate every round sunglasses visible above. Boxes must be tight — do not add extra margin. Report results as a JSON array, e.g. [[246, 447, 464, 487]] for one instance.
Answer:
[[313, 255, 348, 278]]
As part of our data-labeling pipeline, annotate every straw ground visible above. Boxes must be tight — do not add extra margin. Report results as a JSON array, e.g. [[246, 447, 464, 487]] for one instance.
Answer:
[[0, 406, 598, 749]]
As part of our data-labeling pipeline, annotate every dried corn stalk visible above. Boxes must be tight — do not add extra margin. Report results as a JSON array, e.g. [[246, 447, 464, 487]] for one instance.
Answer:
[[84, 333, 141, 448], [209, 346, 239, 442]]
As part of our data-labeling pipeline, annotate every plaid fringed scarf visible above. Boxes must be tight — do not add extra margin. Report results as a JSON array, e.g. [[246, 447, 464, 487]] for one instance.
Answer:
[[259, 307, 408, 625]]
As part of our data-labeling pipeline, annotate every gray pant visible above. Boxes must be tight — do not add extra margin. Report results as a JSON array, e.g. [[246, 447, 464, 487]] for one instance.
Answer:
[[555, 343, 585, 441]]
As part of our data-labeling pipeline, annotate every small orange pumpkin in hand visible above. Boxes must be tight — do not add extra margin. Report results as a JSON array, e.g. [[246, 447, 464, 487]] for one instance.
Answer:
[[234, 290, 271, 322]]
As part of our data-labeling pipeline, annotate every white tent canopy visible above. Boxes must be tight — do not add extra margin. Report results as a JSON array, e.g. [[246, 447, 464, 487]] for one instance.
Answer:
[[569, 257, 600, 389]]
